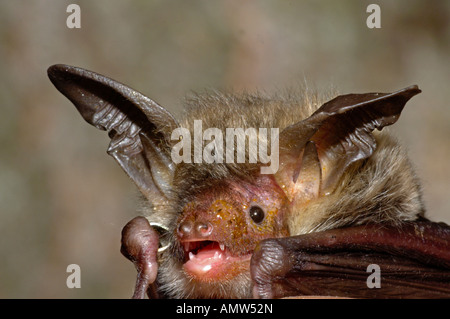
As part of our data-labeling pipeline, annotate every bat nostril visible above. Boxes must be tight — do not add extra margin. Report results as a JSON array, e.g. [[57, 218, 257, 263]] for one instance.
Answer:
[[177, 220, 193, 238], [177, 220, 213, 239], [195, 222, 213, 237]]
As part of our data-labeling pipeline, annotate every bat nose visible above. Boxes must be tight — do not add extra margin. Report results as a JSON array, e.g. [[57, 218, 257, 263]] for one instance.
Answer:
[[177, 220, 213, 239]]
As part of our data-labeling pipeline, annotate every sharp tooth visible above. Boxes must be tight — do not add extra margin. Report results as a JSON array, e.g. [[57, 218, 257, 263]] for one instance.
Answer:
[[214, 251, 220, 259], [219, 244, 225, 251], [189, 252, 195, 260], [184, 242, 190, 252]]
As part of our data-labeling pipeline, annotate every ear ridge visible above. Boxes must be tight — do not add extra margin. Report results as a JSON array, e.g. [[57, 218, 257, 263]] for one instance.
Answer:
[[48, 64, 178, 204]]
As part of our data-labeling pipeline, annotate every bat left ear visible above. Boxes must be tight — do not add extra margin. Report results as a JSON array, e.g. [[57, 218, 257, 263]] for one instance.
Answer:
[[276, 85, 421, 203], [48, 64, 179, 205]]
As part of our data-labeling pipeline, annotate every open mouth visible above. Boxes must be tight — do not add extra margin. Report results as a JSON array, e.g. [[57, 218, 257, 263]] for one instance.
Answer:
[[182, 240, 252, 281], [183, 241, 225, 262]]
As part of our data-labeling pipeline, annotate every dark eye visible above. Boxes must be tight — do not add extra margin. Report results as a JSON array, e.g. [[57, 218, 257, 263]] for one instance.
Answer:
[[249, 206, 265, 224]]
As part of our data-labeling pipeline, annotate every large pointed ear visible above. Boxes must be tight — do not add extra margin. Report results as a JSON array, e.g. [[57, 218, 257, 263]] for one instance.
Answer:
[[276, 85, 421, 203], [48, 64, 178, 206]]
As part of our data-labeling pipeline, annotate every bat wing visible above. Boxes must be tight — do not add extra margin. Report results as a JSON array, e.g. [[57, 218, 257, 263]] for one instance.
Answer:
[[48, 64, 178, 205], [251, 220, 450, 298]]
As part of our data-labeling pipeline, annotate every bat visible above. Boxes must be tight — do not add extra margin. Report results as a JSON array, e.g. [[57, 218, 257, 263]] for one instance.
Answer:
[[47, 64, 450, 299]]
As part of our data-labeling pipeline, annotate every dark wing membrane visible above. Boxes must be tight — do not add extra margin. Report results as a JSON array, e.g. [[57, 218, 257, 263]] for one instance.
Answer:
[[252, 220, 450, 299]]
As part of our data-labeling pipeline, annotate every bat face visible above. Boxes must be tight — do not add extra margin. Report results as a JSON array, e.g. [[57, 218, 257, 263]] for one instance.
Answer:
[[49, 64, 450, 299], [173, 174, 289, 283]]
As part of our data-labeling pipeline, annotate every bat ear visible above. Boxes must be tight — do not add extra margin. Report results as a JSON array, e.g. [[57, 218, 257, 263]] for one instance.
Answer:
[[276, 85, 421, 203], [48, 64, 178, 206]]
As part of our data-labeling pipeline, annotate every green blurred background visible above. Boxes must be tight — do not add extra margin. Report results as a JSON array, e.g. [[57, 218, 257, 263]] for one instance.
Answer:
[[0, 0, 449, 298]]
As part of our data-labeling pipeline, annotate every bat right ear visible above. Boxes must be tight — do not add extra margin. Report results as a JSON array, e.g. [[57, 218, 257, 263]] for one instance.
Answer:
[[48, 64, 179, 206], [276, 85, 421, 204]]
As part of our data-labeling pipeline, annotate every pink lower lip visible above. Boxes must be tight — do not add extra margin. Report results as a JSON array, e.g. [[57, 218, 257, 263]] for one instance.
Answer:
[[182, 241, 252, 281]]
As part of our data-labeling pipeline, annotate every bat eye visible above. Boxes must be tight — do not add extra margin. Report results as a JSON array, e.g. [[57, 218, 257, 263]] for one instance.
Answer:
[[249, 205, 265, 224]]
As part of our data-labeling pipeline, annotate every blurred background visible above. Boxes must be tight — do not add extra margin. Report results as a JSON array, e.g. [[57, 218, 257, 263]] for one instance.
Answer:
[[0, 0, 449, 298]]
